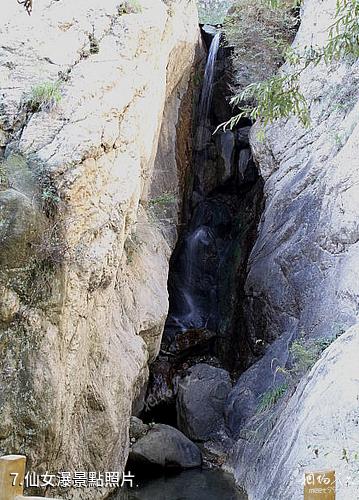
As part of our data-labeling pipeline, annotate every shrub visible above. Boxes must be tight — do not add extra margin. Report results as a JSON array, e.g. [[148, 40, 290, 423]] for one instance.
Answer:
[[223, 0, 297, 93], [223, 73, 309, 131], [324, 0, 359, 61], [224, 0, 359, 129], [197, 0, 234, 24], [24, 81, 62, 112]]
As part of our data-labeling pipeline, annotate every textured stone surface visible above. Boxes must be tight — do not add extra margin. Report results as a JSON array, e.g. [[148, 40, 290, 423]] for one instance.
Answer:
[[0, 188, 45, 268], [229, 326, 359, 499], [0, 1, 200, 498], [246, 0, 359, 350], [177, 363, 232, 441], [129, 423, 202, 469], [225, 332, 291, 438], [227, 0, 359, 498], [129, 417, 149, 441]]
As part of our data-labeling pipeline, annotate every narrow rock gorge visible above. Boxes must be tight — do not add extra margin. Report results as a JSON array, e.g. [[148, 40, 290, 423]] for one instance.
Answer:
[[1, 0, 359, 499], [140, 30, 263, 437]]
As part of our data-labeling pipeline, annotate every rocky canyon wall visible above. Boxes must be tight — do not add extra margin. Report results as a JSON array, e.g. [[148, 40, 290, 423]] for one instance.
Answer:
[[0, 1, 201, 497], [227, 0, 359, 498]]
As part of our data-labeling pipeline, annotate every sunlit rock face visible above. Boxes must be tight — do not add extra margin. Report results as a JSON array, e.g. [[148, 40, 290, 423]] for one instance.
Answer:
[[0, 1, 201, 497], [227, 0, 359, 498]]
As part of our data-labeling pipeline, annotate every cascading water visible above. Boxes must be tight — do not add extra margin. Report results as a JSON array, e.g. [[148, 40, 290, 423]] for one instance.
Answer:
[[197, 31, 221, 149], [143, 26, 263, 424], [176, 226, 214, 328], [119, 22, 264, 500], [165, 31, 223, 334], [166, 198, 231, 334]]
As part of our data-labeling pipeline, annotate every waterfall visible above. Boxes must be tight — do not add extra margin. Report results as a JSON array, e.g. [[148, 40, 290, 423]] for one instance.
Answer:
[[197, 31, 221, 150], [162, 31, 223, 334], [144, 24, 263, 425], [173, 225, 215, 330]]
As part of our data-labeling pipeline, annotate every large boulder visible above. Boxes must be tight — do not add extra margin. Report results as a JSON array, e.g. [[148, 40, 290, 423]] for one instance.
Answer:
[[176, 363, 232, 441], [129, 416, 149, 441], [225, 333, 290, 438], [129, 423, 202, 469]]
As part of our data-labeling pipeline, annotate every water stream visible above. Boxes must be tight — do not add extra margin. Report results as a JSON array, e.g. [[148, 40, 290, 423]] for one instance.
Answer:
[[196, 31, 221, 153], [143, 16, 263, 408], [165, 30, 223, 334]]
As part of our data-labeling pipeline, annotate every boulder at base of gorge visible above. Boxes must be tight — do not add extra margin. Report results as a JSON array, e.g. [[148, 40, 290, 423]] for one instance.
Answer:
[[129, 424, 202, 469], [177, 363, 232, 441]]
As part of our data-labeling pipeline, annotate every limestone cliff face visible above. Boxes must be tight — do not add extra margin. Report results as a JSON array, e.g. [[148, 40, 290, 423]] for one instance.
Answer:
[[0, 0, 200, 497], [227, 0, 359, 498]]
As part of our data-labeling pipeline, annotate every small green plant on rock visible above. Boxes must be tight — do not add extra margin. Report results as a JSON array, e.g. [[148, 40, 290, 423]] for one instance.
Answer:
[[147, 192, 177, 227], [24, 80, 62, 112], [89, 33, 100, 54], [118, 0, 142, 15], [290, 336, 335, 376], [257, 383, 288, 413], [149, 192, 176, 208], [40, 186, 61, 216]]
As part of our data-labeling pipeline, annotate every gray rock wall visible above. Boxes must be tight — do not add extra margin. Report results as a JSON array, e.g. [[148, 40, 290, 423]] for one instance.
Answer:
[[227, 0, 359, 498]]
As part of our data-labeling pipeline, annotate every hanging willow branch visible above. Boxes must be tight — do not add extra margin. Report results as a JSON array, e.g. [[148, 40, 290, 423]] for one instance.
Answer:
[[17, 0, 33, 15]]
